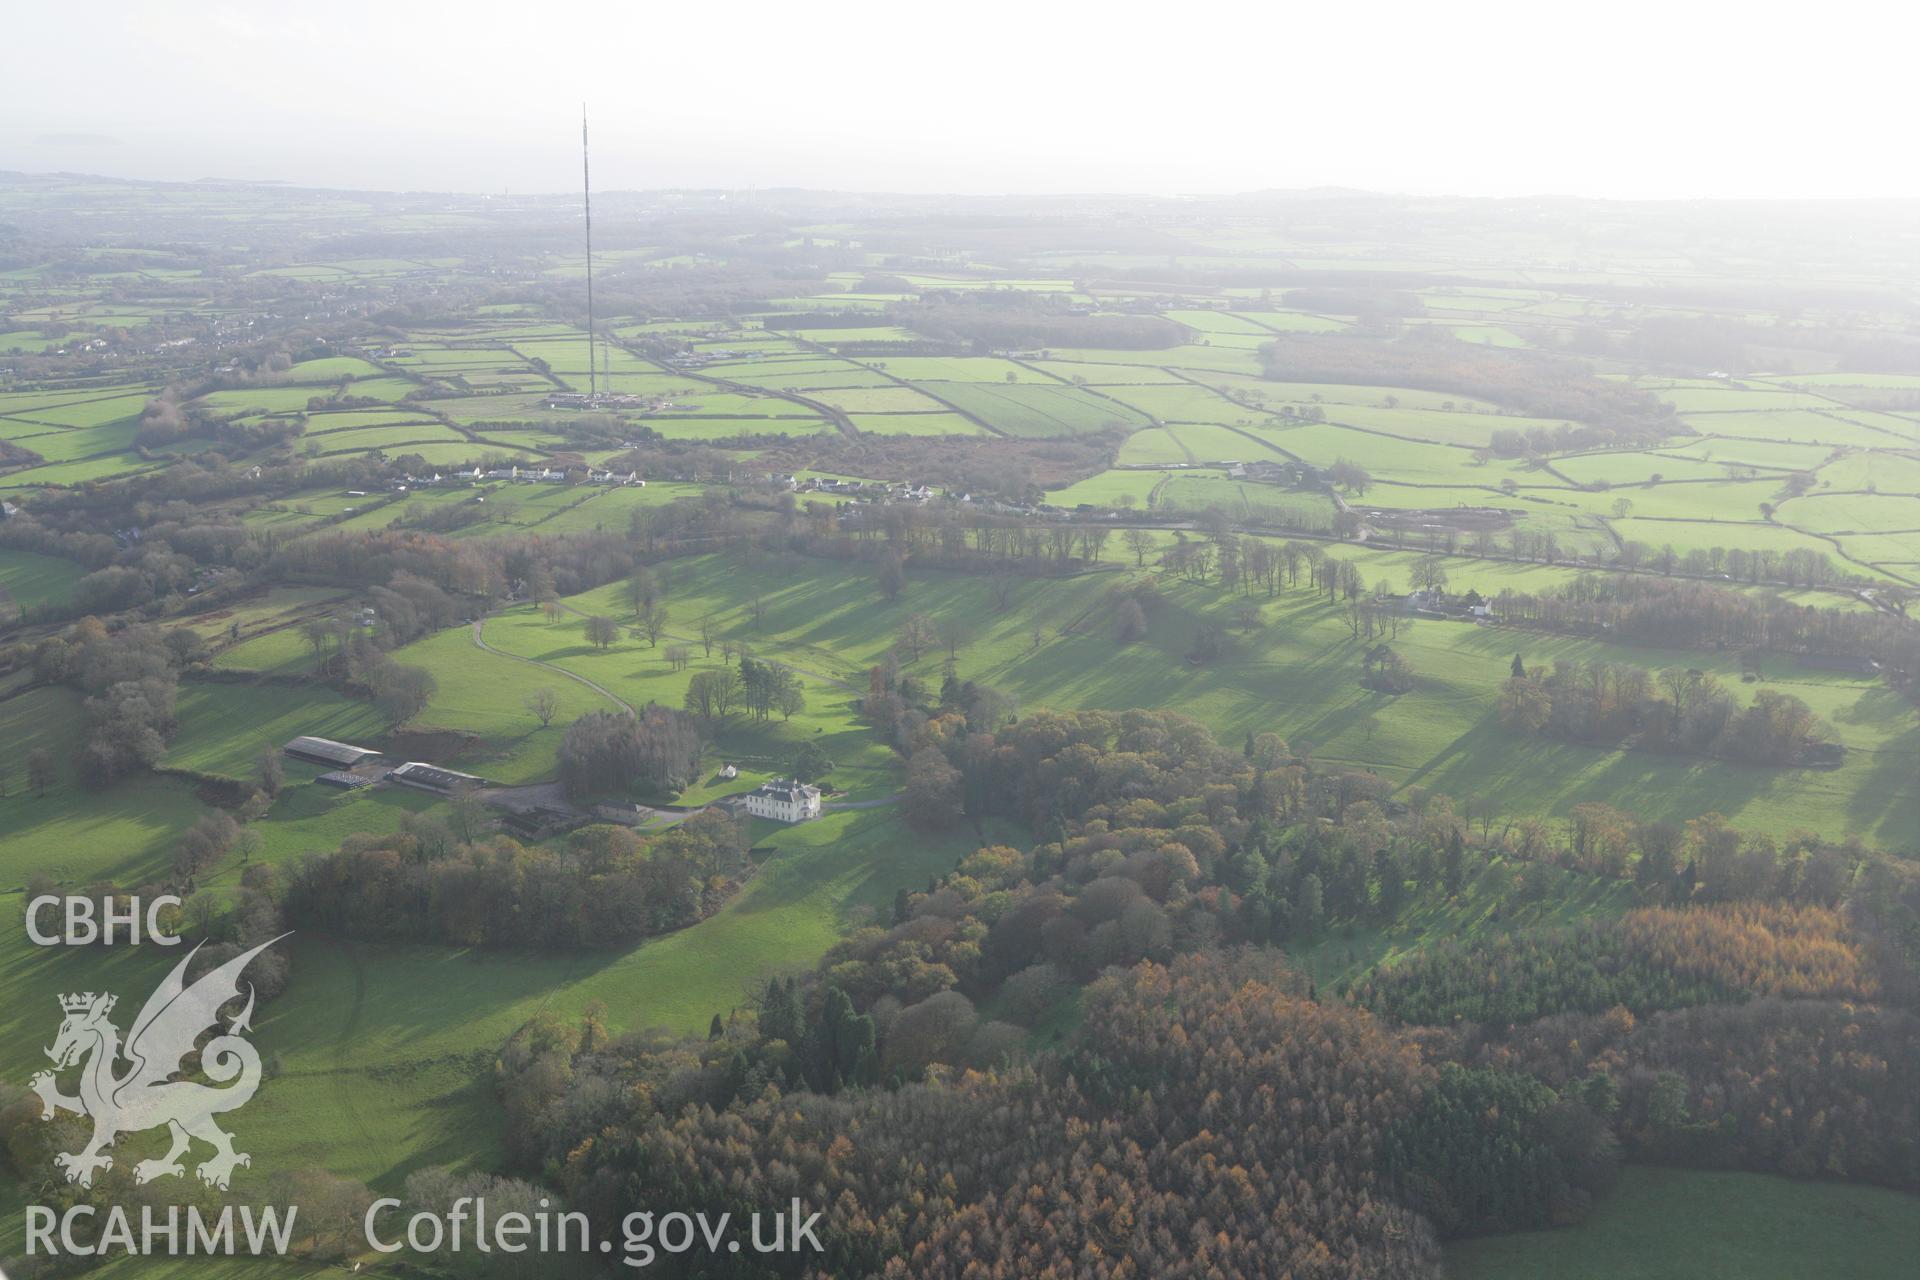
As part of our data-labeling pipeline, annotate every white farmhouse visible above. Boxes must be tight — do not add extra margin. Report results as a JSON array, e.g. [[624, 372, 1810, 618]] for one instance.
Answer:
[[740, 778, 822, 824]]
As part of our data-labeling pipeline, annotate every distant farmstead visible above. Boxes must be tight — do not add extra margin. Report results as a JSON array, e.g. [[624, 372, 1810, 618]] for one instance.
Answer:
[[283, 736, 381, 768], [741, 778, 822, 824], [385, 761, 489, 794]]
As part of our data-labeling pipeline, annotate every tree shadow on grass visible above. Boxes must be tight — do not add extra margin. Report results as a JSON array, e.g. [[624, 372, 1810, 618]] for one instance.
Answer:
[[1842, 720, 1920, 847], [1403, 717, 1775, 824]]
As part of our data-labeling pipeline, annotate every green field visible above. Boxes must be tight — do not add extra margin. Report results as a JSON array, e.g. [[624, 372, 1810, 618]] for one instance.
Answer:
[[0, 549, 80, 613], [921, 381, 1150, 436], [499, 552, 1920, 844], [1448, 1167, 1920, 1280], [7, 174, 1920, 1279]]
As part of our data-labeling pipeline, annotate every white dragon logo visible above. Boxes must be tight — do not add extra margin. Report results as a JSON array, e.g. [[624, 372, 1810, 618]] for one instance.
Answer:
[[28, 935, 284, 1191]]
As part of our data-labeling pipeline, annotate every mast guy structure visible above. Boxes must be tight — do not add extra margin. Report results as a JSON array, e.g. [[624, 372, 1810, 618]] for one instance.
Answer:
[[582, 104, 598, 401]]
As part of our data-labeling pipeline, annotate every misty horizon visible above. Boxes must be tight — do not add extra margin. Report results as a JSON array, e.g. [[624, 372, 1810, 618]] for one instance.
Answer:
[[4, 0, 1908, 202]]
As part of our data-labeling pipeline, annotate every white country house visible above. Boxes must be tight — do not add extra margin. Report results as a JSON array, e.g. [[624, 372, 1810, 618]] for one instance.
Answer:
[[740, 778, 822, 824]]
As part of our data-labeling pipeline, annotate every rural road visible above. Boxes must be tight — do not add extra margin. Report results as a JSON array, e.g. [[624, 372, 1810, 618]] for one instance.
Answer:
[[471, 616, 636, 714]]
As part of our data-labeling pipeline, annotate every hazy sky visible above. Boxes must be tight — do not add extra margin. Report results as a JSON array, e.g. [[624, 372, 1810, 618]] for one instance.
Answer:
[[3, 0, 1909, 199]]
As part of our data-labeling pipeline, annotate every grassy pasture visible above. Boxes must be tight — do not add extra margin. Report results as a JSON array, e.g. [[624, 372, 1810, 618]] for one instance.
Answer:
[[1047, 468, 1172, 508], [526, 552, 1920, 844], [1557, 479, 1785, 521], [391, 622, 613, 783], [1825, 530, 1920, 567], [1227, 310, 1350, 332], [302, 409, 446, 432], [726, 367, 894, 391], [7, 421, 141, 461], [650, 415, 835, 439], [1328, 404, 1571, 447], [173, 585, 356, 642], [1208, 376, 1500, 415], [307, 423, 468, 453], [849, 412, 985, 437], [1118, 427, 1195, 464], [1610, 515, 1856, 561], [464, 428, 566, 450], [0, 387, 151, 415], [375, 442, 539, 466], [0, 453, 159, 487], [1663, 436, 1838, 471], [0, 548, 81, 612], [462, 600, 900, 797], [1761, 371, 1920, 389], [199, 386, 345, 415], [1662, 386, 1836, 412], [0, 390, 151, 428], [1276, 422, 1524, 486], [211, 627, 323, 676], [1819, 408, 1920, 442], [1100, 381, 1266, 424], [1815, 451, 1920, 493], [277, 355, 387, 382], [1778, 492, 1920, 534], [1157, 475, 1337, 522], [861, 356, 1035, 381], [920, 381, 1150, 436], [1358, 481, 1535, 510], [0, 685, 209, 886], [1164, 422, 1293, 461], [1686, 409, 1897, 448], [1434, 323, 1531, 346], [808, 385, 951, 413], [1554, 450, 1759, 486], [166, 683, 387, 781], [1028, 359, 1190, 385], [1166, 310, 1275, 336], [1447, 1167, 1920, 1280]]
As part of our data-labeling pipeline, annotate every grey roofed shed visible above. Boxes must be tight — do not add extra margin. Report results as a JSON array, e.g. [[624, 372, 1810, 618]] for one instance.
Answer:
[[284, 736, 380, 767]]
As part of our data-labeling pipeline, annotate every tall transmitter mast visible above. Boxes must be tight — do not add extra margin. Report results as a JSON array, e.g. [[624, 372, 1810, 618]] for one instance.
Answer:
[[582, 104, 597, 402]]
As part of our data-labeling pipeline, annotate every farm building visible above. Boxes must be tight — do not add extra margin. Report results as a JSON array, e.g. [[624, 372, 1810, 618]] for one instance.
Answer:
[[284, 736, 381, 767], [385, 761, 489, 793], [740, 778, 822, 824]]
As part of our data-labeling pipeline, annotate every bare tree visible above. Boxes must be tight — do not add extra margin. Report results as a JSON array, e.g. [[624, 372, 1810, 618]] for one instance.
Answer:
[[634, 600, 670, 647], [526, 687, 559, 728], [1124, 527, 1156, 568], [448, 782, 488, 844], [898, 613, 937, 661], [27, 748, 54, 796], [585, 615, 620, 649], [302, 617, 335, 656]]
